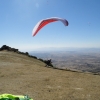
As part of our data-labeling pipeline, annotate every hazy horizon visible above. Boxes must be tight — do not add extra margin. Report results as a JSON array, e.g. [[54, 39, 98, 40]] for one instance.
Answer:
[[28, 47, 100, 53]]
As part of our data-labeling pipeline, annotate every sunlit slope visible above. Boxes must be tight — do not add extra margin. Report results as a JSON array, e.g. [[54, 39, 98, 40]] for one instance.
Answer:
[[0, 51, 100, 100]]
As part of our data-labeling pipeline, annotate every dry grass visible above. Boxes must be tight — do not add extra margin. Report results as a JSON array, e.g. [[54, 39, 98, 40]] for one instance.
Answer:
[[0, 51, 100, 100]]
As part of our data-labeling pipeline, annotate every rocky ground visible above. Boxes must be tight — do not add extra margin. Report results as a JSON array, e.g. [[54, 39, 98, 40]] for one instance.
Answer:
[[0, 51, 100, 100]]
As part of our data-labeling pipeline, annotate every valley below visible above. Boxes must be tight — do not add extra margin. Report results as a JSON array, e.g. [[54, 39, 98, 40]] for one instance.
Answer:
[[30, 50, 100, 74]]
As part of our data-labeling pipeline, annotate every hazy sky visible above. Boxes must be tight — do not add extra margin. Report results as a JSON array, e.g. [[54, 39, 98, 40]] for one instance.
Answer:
[[0, 0, 100, 51]]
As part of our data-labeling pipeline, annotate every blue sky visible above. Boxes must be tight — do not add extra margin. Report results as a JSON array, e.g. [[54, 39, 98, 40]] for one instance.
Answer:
[[0, 0, 100, 51]]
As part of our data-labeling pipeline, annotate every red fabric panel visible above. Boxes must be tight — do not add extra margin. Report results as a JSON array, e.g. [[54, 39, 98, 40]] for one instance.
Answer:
[[33, 19, 57, 36]]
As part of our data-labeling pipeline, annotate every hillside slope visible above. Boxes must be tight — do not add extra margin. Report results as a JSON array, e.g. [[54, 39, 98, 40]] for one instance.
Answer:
[[0, 51, 100, 100]]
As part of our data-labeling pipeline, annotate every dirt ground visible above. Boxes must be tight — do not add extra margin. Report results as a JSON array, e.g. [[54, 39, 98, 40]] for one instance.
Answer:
[[0, 51, 100, 100]]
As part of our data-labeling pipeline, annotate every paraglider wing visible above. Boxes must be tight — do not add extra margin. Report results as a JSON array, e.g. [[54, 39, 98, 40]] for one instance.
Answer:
[[32, 17, 69, 36]]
